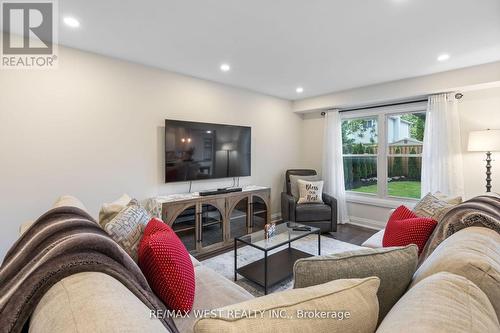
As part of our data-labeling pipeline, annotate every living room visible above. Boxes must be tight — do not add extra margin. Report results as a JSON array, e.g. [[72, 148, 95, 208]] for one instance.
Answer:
[[0, 1, 499, 333]]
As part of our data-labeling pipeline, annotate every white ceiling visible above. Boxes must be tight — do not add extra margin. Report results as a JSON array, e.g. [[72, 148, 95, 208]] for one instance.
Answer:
[[55, 0, 500, 100]]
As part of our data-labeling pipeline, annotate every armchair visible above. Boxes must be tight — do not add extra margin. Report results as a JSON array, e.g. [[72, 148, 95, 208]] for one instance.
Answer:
[[281, 169, 337, 232]]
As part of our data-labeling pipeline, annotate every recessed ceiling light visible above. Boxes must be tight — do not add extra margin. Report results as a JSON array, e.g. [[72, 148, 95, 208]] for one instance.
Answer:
[[296, 87, 304, 94], [220, 63, 230, 72], [437, 53, 450, 62], [63, 17, 80, 28]]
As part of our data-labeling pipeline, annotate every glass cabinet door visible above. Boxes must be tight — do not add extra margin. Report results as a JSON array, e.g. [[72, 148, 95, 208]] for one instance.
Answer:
[[200, 204, 224, 247], [171, 205, 196, 251], [229, 197, 249, 239], [251, 195, 267, 232]]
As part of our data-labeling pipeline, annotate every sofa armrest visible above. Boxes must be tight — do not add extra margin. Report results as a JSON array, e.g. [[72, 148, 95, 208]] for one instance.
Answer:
[[281, 192, 296, 221], [322, 193, 338, 231], [293, 245, 418, 323]]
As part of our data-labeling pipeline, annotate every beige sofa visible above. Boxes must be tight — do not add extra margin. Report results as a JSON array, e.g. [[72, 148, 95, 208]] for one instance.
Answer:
[[23, 202, 499, 333]]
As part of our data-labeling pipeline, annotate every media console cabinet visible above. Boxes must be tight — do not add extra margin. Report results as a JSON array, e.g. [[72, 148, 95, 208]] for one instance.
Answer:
[[154, 186, 271, 258]]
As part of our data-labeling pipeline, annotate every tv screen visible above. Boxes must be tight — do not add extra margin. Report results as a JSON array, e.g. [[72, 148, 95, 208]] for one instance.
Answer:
[[165, 120, 251, 182]]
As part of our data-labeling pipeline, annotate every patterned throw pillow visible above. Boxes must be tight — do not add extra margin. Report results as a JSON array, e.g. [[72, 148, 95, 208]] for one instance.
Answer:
[[433, 191, 463, 205], [297, 179, 324, 204], [383, 206, 437, 255], [104, 199, 150, 262], [413, 193, 454, 222], [138, 218, 195, 312]]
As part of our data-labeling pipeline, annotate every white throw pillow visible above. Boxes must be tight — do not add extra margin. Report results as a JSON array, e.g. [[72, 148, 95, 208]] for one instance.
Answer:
[[297, 179, 324, 204], [98, 194, 132, 228], [289, 174, 321, 198]]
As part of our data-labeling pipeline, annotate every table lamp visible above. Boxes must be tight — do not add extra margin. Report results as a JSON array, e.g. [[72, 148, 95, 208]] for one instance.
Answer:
[[468, 129, 500, 192]]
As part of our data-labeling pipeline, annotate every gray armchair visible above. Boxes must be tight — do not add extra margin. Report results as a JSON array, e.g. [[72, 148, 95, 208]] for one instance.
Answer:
[[281, 169, 338, 232]]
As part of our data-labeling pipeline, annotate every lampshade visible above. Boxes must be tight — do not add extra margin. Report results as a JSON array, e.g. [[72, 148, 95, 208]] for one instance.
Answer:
[[468, 129, 500, 152]]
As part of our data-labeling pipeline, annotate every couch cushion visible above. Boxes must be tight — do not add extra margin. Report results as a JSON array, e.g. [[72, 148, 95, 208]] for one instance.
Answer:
[[361, 229, 385, 248], [194, 277, 380, 333], [30, 272, 168, 333], [52, 195, 88, 211], [411, 226, 500, 319], [294, 245, 418, 323], [139, 218, 195, 312], [174, 265, 253, 333], [295, 203, 331, 222], [377, 272, 499, 333], [19, 195, 89, 236]]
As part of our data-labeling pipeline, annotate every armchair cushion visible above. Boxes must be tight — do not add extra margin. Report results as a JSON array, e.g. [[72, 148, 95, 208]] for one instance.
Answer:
[[295, 203, 331, 222]]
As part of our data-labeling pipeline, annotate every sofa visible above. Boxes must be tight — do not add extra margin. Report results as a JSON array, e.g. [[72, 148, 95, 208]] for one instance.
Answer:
[[296, 226, 500, 333], [21, 199, 500, 333]]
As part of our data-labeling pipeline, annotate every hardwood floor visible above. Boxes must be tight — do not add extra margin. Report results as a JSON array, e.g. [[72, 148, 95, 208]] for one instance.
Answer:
[[327, 223, 378, 246]]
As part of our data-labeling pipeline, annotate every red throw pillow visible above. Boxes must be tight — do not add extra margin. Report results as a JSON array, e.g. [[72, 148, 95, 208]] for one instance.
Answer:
[[138, 218, 195, 311], [382, 206, 437, 255]]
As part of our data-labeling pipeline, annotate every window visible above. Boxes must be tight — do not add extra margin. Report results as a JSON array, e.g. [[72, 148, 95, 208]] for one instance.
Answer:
[[341, 103, 427, 200], [342, 117, 378, 195]]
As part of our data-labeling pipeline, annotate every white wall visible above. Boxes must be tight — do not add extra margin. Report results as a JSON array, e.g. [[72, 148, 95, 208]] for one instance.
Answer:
[[0, 46, 305, 260], [459, 87, 500, 197], [300, 86, 500, 229]]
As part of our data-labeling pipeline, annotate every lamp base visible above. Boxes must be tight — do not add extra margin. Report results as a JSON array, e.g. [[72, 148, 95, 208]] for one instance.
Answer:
[[485, 151, 492, 193]]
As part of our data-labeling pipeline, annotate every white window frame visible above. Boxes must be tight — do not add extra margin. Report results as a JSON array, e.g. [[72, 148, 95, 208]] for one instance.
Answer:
[[340, 102, 427, 206]]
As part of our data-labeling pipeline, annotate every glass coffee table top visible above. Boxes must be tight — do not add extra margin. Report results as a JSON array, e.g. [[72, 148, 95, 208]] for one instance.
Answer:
[[236, 222, 320, 251]]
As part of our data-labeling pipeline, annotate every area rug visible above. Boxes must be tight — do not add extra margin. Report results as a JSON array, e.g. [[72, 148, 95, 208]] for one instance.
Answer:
[[201, 235, 363, 297]]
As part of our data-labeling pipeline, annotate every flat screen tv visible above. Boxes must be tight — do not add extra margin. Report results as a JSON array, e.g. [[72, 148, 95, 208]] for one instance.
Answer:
[[165, 120, 251, 182]]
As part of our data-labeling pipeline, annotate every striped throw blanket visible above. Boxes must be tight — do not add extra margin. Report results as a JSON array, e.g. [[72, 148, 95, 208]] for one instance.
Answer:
[[419, 195, 500, 265], [0, 206, 178, 333]]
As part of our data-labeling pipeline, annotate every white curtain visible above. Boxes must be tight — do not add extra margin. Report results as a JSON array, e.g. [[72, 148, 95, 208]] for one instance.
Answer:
[[323, 110, 349, 224], [421, 93, 464, 197]]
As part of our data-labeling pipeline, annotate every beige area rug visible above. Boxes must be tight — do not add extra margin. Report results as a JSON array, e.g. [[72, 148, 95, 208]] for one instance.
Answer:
[[201, 235, 363, 296]]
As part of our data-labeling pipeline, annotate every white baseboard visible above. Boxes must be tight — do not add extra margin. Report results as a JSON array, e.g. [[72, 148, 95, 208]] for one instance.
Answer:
[[348, 216, 385, 230]]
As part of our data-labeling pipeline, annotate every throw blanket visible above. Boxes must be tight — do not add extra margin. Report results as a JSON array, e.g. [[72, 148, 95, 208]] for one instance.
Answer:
[[0, 206, 178, 333], [419, 195, 500, 265]]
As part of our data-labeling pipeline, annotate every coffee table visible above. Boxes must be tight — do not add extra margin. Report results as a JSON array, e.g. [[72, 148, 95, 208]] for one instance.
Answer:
[[234, 222, 321, 294]]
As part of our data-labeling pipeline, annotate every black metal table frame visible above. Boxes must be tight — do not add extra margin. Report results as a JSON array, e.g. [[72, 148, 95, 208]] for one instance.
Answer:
[[234, 228, 321, 294]]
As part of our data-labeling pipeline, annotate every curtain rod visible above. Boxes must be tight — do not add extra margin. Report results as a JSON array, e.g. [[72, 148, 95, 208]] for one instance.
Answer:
[[321, 92, 463, 116], [339, 98, 428, 112]]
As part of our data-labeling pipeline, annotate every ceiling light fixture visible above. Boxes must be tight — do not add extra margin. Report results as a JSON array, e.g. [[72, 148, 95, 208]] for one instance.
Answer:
[[63, 17, 80, 28], [437, 53, 450, 62], [296, 87, 304, 94], [220, 63, 231, 72]]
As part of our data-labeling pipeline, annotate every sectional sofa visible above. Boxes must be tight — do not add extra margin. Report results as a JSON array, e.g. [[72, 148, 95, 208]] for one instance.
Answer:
[[17, 198, 500, 333]]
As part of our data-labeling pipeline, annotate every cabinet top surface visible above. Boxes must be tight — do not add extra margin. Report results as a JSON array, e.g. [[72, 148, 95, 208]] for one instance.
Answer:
[[154, 185, 270, 204]]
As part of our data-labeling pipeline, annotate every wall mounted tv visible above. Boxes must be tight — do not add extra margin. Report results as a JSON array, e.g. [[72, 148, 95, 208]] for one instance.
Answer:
[[165, 120, 251, 182]]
